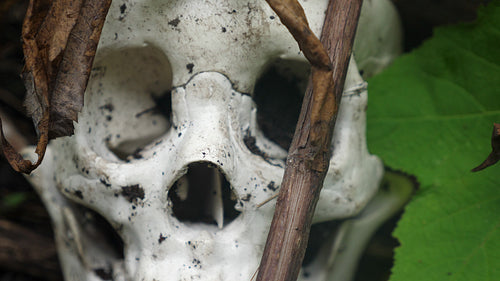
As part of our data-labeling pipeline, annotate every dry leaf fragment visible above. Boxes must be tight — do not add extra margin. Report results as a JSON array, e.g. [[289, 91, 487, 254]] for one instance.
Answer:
[[471, 123, 500, 172], [265, 0, 335, 171], [0, 0, 112, 174]]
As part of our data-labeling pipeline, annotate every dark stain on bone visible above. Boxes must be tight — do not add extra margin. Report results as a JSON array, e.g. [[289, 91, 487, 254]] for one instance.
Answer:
[[192, 258, 201, 268], [168, 17, 181, 27], [73, 190, 84, 199], [121, 185, 145, 203], [118, 4, 127, 21], [99, 103, 114, 112], [267, 181, 278, 191], [187, 241, 197, 249], [186, 63, 194, 74], [221, 27, 227, 33], [100, 178, 111, 187], [94, 267, 113, 280], [131, 148, 144, 160], [158, 233, 167, 244], [241, 194, 251, 202], [119, 4, 126, 14], [243, 130, 268, 158], [244, 133, 283, 169]]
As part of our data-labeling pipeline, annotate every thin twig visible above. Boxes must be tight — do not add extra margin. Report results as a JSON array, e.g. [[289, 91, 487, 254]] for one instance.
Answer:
[[256, 193, 279, 208], [256, 0, 363, 280]]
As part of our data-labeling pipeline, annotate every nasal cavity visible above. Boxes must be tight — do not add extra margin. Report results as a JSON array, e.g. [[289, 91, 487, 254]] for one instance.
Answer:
[[168, 162, 241, 228]]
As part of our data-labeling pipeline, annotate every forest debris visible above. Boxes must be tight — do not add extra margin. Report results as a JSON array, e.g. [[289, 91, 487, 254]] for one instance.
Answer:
[[0, 0, 112, 174], [472, 123, 500, 172], [0, 219, 62, 280]]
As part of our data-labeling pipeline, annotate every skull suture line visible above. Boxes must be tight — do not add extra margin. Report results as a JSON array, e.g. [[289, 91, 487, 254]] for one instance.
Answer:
[[26, 0, 403, 280]]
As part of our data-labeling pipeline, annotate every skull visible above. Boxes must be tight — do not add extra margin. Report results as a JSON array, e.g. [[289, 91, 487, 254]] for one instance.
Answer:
[[26, 0, 403, 280]]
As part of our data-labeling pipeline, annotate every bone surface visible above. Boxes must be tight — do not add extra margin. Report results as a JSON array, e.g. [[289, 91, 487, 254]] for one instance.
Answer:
[[25, 0, 402, 280]]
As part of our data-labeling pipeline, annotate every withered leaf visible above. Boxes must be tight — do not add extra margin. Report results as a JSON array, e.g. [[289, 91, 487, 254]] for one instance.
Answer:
[[471, 123, 500, 172], [265, 0, 334, 166], [0, 0, 112, 174], [265, 0, 331, 69]]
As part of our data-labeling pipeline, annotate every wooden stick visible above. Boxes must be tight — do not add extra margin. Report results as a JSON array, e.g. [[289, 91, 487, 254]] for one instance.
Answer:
[[256, 1, 363, 280]]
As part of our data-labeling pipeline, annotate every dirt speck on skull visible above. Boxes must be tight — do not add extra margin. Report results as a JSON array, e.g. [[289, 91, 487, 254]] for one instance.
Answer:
[[267, 181, 278, 191], [119, 4, 126, 14], [169, 17, 181, 27], [119, 4, 127, 21], [73, 190, 84, 199], [99, 103, 114, 112], [186, 63, 194, 74], [100, 178, 112, 187], [121, 184, 145, 203], [158, 233, 167, 244]]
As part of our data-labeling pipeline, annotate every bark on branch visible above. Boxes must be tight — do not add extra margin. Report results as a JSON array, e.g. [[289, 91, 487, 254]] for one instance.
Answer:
[[257, 0, 363, 280]]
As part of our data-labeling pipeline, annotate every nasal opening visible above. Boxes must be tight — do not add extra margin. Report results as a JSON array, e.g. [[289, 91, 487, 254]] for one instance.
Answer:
[[168, 162, 241, 228]]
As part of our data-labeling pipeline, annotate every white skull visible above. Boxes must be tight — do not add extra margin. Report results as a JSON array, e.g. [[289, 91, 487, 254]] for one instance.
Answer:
[[26, 0, 403, 280]]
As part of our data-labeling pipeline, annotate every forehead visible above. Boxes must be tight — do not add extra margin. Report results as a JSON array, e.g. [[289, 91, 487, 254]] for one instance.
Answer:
[[96, 0, 328, 92]]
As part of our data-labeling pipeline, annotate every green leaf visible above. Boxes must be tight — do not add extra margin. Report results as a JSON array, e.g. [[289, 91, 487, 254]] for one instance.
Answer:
[[0, 192, 28, 209], [366, 2, 500, 281]]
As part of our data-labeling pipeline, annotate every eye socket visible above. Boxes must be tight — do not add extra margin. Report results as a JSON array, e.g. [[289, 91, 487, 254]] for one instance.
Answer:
[[253, 59, 310, 151], [107, 91, 172, 161], [82, 46, 173, 161]]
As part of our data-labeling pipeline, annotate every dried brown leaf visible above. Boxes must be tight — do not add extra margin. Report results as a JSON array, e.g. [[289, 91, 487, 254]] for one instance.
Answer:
[[0, 0, 111, 174], [265, 0, 335, 168], [265, 0, 331, 69], [471, 123, 500, 172]]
